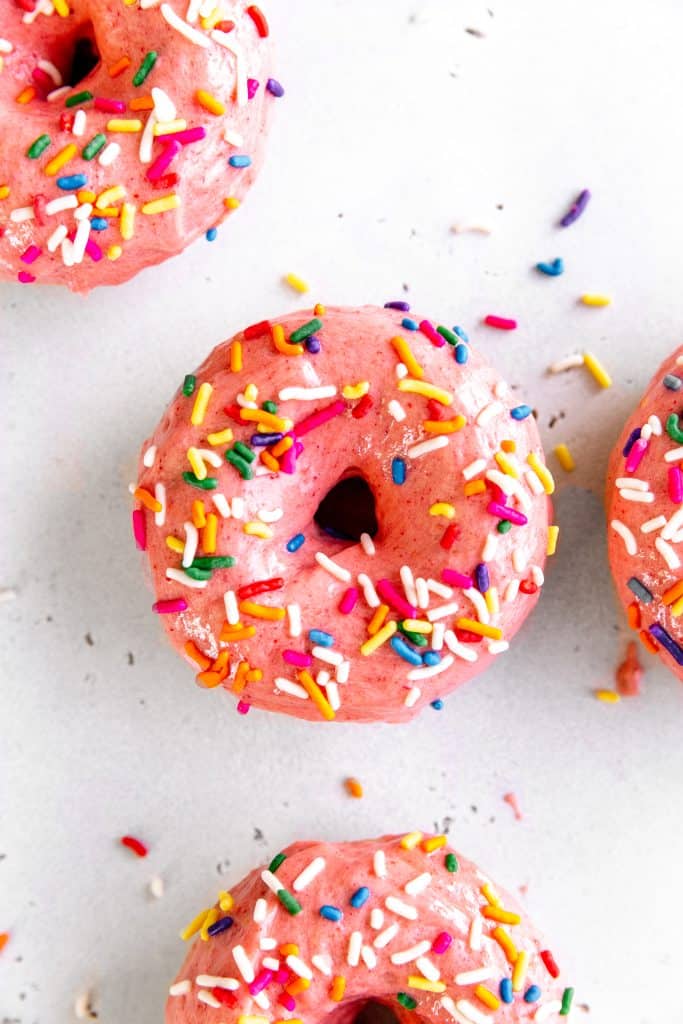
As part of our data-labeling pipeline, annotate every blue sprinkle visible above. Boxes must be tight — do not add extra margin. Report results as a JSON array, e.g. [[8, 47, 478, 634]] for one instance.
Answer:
[[251, 432, 284, 447], [535, 257, 564, 277], [309, 629, 334, 648], [229, 155, 252, 168], [510, 404, 532, 420], [390, 635, 423, 666], [305, 335, 321, 354], [430, 698, 444, 710], [392, 457, 406, 485], [650, 622, 683, 664], [57, 173, 87, 190], [622, 427, 641, 458], [627, 576, 653, 604], [319, 905, 343, 922], [206, 227, 218, 241], [524, 985, 542, 1003], [422, 650, 440, 666], [286, 533, 305, 553], [350, 886, 370, 908], [385, 301, 411, 312], [90, 217, 108, 231], [499, 978, 513, 1004], [454, 342, 469, 364], [664, 374, 682, 391], [475, 562, 490, 593], [207, 915, 234, 936], [266, 77, 285, 97], [401, 317, 419, 331], [453, 325, 469, 342]]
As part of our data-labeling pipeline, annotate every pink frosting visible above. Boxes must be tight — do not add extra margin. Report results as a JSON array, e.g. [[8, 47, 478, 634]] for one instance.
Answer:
[[166, 834, 571, 1024], [606, 345, 683, 679], [135, 304, 553, 723], [0, 0, 276, 291]]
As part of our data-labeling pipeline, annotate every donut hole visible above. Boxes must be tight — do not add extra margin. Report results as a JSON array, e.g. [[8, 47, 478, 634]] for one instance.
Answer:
[[314, 475, 378, 542], [325, 999, 405, 1024], [65, 23, 101, 87]]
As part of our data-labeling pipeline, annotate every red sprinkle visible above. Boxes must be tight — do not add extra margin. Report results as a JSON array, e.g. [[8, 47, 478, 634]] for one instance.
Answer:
[[352, 394, 374, 419], [278, 993, 296, 1011], [216, 19, 235, 32], [212, 989, 238, 1007], [427, 399, 445, 420], [244, 319, 271, 340], [540, 949, 560, 979], [59, 111, 75, 132], [120, 835, 148, 858], [440, 523, 460, 550], [519, 579, 538, 595], [246, 5, 269, 37], [224, 403, 244, 422], [484, 315, 517, 330], [33, 194, 48, 226], [238, 577, 284, 600], [152, 172, 179, 191], [454, 628, 483, 644]]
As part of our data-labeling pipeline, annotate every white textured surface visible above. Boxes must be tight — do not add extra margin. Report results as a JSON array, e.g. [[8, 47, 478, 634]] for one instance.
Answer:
[[2, 1, 683, 1022]]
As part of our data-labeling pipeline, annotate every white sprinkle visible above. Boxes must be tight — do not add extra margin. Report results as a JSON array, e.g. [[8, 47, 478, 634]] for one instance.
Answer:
[[61, 238, 75, 268], [292, 856, 326, 892], [253, 991, 270, 1010], [512, 549, 528, 573], [74, 203, 93, 222], [279, 385, 337, 402], [407, 655, 454, 680], [400, 565, 419, 607], [395, 362, 409, 379], [390, 939, 431, 965], [385, 895, 417, 920], [197, 974, 239, 989], [465, 587, 490, 623], [373, 923, 399, 948], [443, 631, 478, 662], [619, 488, 655, 503], [468, 915, 483, 950], [260, 870, 282, 894], [165, 568, 206, 589], [360, 532, 376, 556], [325, 681, 341, 710], [186, 0, 202, 22], [426, 601, 460, 622], [439, 996, 470, 1024], [143, 444, 157, 468], [361, 945, 377, 970], [373, 850, 387, 878], [358, 573, 380, 608], [232, 944, 254, 983], [260, 938, 277, 950], [475, 402, 503, 427], [224, 126, 245, 146], [661, 507, 683, 540], [455, 966, 494, 985], [404, 872, 431, 896], [312, 954, 332, 976], [426, 578, 452, 599], [487, 470, 531, 509], [404, 686, 421, 707], [503, 578, 520, 603], [253, 898, 267, 923], [211, 30, 247, 104], [46, 85, 70, 103], [223, 589, 239, 625], [388, 399, 407, 422], [493, 380, 507, 400], [161, 3, 211, 45], [275, 677, 309, 699], [530, 564, 545, 586], [640, 424, 652, 441], [45, 195, 78, 215], [315, 552, 351, 583], [236, 393, 258, 409], [257, 507, 283, 523], [347, 930, 362, 966], [0, 39, 14, 54], [99, 142, 121, 167], [139, 111, 157, 164], [196, 448, 224, 469], [72, 108, 87, 136], [615, 477, 649, 490], [152, 86, 177, 122], [415, 577, 429, 609], [665, 447, 683, 463], [431, 622, 445, 650], [197, 990, 221, 1008], [72, 217, 90, 264], [312, 645, 344, 666], [416, 956, 440, 982], [534, 1001, 564, 1021], [10, 206, 35, 223], [182, 521, 198, 568], [335, 660, 350, 684], [481, 533, 498, 562], [287, 603, 302, 637], [212, 493, 231, 517], [286, 954, 313, 980], [407, 435, 449, 459], [548, 353, 585, 373], [231, 497, 245, 519], [487, 639, 509, 655], [641, 515, 667, 533], [463, 457, 487, 480], [524, 468, 545, 496], [169, 980, 191, 996], [656, 536, 680, 569], [262, 957, 280, 971], [455, 999, 490, 1024], [152, 482, 165, 527], [47, 224, 68, 252], [149, 875, 164, 899], [649, 414, 663, 435], [370, 908, 384, 930]]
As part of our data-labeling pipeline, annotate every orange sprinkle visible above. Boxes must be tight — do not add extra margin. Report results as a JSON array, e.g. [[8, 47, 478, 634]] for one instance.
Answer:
[[231, 660, 251, 694], [639, 629, 659, 654], [202, 513, 218, 555], [109, 56, 132, 77], [491, 926, 518, 964], [464, 479, 486, 497], [421, 834, 447, 853], [501, 439, 516, 453], [330, 976, 346, 1002], [474, 985, 500, 1010], [134, 486, 162, 513], [423, 416, 466, 435], [662, 578, 683, 606], [297, 670, 336, 720], [184, 640, 211, 671], [191, 500, 206, 529], [367, 604, 390, 635], [0, 186, 10, 201], [230, 340, 243, 373], [626, 601, 641, 630], [314, 303, 326, 316], [272, 322, 304, 357], [481, 905, 521, 925], [130, 95, 154, 111], [16, 86, 36, 104], [246, 668, 263, 683], [345, 777, 363, 798], [44, 143, 77, 177], [271, 435, 294, 458], [196, 670, 223, 689], [279, 943, 299, 956], [0, 933, 9, 954], [196, 89, 226, 115], [224, 196, 240, 210], [219, 624, 257, 643], [260, 451, 280, 473], [77, 189, 96, 204], [286, 978, 310, 996]]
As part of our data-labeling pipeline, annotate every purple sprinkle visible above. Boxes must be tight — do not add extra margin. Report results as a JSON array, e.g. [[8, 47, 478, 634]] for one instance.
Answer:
[[384, 301, 411, 312], [251, 432, 284, 447], [474, 562, 490, 593], [649, 623, 683, 664], [305, 335, 321, 354], [247, 78, 259, 99], [559, 188, 591, 228], [266, 78, 285, 97], [207, 915, 234, 936], [622, 427, 641, 458]]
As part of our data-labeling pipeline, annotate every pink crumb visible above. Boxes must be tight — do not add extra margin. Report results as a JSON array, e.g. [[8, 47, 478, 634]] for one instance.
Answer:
[[616, 640, 643, 697], [503, 791, 523, 821]]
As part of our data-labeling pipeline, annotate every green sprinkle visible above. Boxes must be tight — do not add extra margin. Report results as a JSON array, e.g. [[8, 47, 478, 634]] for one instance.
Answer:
[[560, 988, 574, 1016], [184, 566, 212, 581], [192, 556, 236, 570], [65, 90, 93, 108], [226, 450, 253, 480], [398, 622, 428, 647], [182, 471, 218, 490], [262, 400, 278, 414], [497, 519, 512, 534], [290, 317, 322, 343], [233, 441, 255, 463], [445, 852, 458, 873], [27, 135, 51, 159], [396, 994, 417, 1011], [276, 888, 302, 916], [269, 852, 287, 872], [133, 51, 158, 87], [436, 325, 458, 345], [82, 134, 107, 161], [182, 374, 196, 397]]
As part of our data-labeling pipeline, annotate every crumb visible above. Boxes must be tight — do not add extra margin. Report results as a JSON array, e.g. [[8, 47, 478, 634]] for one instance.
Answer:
[[616, 641, 643, 697], [253, 827, 265, 844], [74, 991, 98, 1020], [127, 651, 135, 665], [465, 27, 485, 37], [149, 875, 164, 899], [84, 632, 94, 646], [503, 792, 523, 821], [0, 587, 17, 603], [216, 859, 231, 875]]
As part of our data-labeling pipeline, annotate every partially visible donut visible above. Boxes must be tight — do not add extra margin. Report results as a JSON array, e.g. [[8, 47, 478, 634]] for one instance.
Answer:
[[0, 1, 279, 290], [133, 304, 555, 723], [607, 345, 683, 679], [166, 833, 574, 1024]]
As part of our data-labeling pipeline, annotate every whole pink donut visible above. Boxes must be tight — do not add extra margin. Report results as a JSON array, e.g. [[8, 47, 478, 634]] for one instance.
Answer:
[[134, 303, 554, 723], [0, 0, 279, 290], [166, 833, 574, 1024], [607, 345, 683, 679]]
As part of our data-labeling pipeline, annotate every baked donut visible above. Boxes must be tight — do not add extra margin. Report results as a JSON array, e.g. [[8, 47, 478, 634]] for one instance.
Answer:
[[607, 344, 683, 679], [134, 303, 555, 723], [0, 0, 279, 290], [166, 833, 574, 1024]]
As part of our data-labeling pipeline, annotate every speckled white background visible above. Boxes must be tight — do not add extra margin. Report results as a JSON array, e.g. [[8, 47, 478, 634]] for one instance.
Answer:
[[3, 1, 683, 1021]]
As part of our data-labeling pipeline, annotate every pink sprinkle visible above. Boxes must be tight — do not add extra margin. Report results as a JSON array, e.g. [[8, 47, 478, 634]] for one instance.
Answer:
[[31, 67, 52, 93], [487, 501, 528, 526], [441, 568, 473, 589], [282, 650, 312, 668], [432, 931, 453, 954], [419, 319, 445, 347], [376, 578, 417, 619], [155, 125, 207, 146], [132, 509, 146, 551], [20, 244, 41, 265], [339, 587, 359, 614], [17, 271, 35, 283], [278, 993, 296, 1012], [236, 700, 251, 715], [275, 968, 291, 986], [484, 315, 517, 330], [95, 97, 126, 113], [669, 466, 683, 504], [249, 969, 273, 996], [294, 399, 346, 438], [146, 139, 181, 182], [503, 791, 523, 821], [280, 445, 297, 474], [247, 78, 259, 99], [625, 436, 648, 474], [85, 237, 103, 262], [152, 598, 188, 614]]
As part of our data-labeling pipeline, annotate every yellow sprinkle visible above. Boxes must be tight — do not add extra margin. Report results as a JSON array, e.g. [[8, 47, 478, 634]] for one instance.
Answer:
[[224, 196, 240, 210], [207, 428, 233, 446], [106, 118, 142, 133], [583, 349, 613, 388], [230, 340, 243, 373], [239, 600, 286, 621], [400, 831, 423, 850], [78, 189, 96, 204], [484, 587, 499, 617], [402, 619, 432, 634], [474, 985, 500, 1010], [547, 524, 560, 556], [240, 407, 292, 432], [367, 604, 390, 636], [494, 451, 519, 478], [455, 618, 503, 641], [133, 486, 161, 513], [238, 1017, 269, 1024], [179, 907, 210, 941], [554, 442, 575, 472], [200, 907, 218, 940], [243, 522, 273, 540], [141, 194, 181, 215], [527, 452, 555, 494], [512, 950, 529, 992], [192, 500, 206, 529], [297, 670, 336, 721], [481, 883, 501, 907], [97, 206, 120, 218], [107, 244, 122, 261], [595, 689, 620, 703], [284, 272, 309, 294], [196, 89, 225, 115], [407, 977, 446, 993], [314, 303, 326, 316], [391, 336, 424, 379], [279, 943, 299, 956], [96, 185, 126, 210], [0, 186, 10, 200], [420, 835, 446, 854], [398, 378, 453, 406], [187, 447, 207, 480], [52, 0, 70, 14], [662, 579, 683, 606], [481, 905, 521, 925], [16, 86, 36, 104], [423, 416, 466, 434], [154, 119, 187, 136], [202, 513, 217, 555], [429, 502, 455, 519], [44, 143, 77, 176], [491, 926, 517, 964], [272, 322, 304, 357], [191, 382, 213, 426], [360, 619, 397, 655], [244, 383, 258, 402], [342, 381, 370, 400], [581, 293, 611, 307], [218, 890, 234, 911], [330, 976, 346, 1002], [464, 479, 486, 497], [272, 435, 294, 457], [166, 536, 184, 553], [671, 596, 683, 618]]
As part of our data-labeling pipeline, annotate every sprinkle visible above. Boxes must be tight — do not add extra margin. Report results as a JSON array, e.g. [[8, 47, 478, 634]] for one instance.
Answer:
[[330, 976, 346, 1001], [407, 436, 449, 459], [373, 850, 387, 877], [292, 857, 326, 891], [320, 905, 343, 922], [582, 350, 612, 388], [297, 670, 336, 720], [445, 853, 458, 872], [499, 978, 513, 1004], [484, 314, 517, 330], [169, 980, 191, 996], [527, 452, 555, 494], [267, 78, 285, 97], [408, 977, 445, 993], [511, 950, 529, 991], [27, 134, 51, 159], [345, 777, 363, 798], [554, 443, 575, 472], [560, 188, 591, 227], [397, 994, 418, 1010], [649, 623, 683, 664], [247, 4, 270, 36], [349, 886, 370, 908], [180, 908, 210, 941], [398, 378, 452, 405], [152, 598, 188, 614], [347, 931, 362, 966], [560, 987, 574, 1015], [190, 382, 212, 425], [581, 293, 611, 307], [141, 194, 181, 215], [133, 51, 158, 87], [536, 257, 564, 276], [525, 985, 542, 1003]]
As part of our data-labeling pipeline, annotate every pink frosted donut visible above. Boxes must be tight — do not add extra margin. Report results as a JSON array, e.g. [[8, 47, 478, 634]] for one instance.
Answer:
[[0, 0, 279, 290], [606, 345, 683, 678], [166, 833, 574, 1023], [134, 303, 554, 723]]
